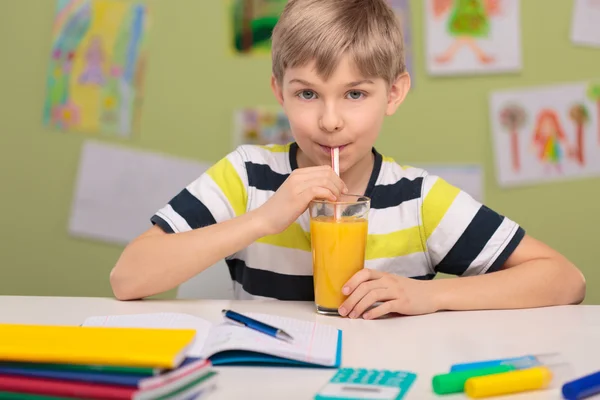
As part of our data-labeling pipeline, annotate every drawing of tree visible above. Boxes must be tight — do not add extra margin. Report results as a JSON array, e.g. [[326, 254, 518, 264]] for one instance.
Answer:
[[587, 83, 600, 145], [499, 104, 526, 172], [569, 103, 589, 165], [241, 0, 254, 52]]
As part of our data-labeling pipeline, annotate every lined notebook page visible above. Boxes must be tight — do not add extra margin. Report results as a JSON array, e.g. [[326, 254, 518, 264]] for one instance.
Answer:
[[202, 313, 339, 366], [82, 313, 212, 358]]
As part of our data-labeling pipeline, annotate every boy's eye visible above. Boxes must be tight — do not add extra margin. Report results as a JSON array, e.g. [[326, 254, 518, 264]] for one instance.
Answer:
[[347, 90, 364, 100], [299, 90, 316, 100]]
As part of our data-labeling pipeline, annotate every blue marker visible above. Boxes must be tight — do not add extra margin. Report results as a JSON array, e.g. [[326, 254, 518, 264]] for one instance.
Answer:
[[450, 353, 563, 372], [562, 370, 600, 400]]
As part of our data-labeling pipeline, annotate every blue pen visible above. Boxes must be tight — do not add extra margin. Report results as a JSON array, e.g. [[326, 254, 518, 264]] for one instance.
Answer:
[[221, 309, 294, 343], [562, 370, 600, 400]]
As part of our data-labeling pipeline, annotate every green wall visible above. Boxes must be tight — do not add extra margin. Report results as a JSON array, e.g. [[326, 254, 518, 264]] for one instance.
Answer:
[[1, 1, 598, 302]]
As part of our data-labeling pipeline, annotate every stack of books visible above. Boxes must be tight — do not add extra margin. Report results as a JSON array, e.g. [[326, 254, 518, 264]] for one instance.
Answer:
[[0, 323, 218, 399]]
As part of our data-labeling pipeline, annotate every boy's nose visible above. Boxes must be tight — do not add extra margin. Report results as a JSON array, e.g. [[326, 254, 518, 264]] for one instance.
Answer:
[[319, 106, 344, 133]]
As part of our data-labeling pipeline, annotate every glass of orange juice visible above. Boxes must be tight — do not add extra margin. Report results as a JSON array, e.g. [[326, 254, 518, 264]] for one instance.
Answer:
[[309, 194, 370, 316]]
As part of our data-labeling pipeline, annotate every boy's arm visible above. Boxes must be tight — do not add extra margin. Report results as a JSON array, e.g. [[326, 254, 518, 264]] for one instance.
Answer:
[[110, 209, 268, 301], [430, 234, 586, 311], [110, 148, 257, 301], [338, 173, 585, 319], [110, 145, 347, 301]]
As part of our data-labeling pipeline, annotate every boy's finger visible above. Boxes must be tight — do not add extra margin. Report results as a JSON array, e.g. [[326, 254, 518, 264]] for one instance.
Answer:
[[338, 279, 385, 317], [342, 268, 382, 295], [363, 300, 397, 320], [348, 288, 391, 319]]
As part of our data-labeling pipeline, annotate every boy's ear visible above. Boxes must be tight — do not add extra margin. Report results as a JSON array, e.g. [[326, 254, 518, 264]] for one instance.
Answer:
[[385, 72, 411, 116], [271, 75, 284, 106]]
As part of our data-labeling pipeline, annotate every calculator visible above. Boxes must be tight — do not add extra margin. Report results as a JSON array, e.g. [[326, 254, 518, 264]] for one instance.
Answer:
[[314, 368, 417, 400]]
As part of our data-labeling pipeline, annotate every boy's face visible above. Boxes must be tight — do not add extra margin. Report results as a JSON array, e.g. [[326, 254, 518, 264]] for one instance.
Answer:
[[271, 55, 409, 173]]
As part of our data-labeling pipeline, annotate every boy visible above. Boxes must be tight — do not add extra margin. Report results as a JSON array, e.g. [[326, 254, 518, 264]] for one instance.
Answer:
[[110, 0, 585, 319]]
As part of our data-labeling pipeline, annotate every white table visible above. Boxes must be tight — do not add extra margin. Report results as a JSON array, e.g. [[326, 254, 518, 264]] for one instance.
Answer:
[[0, 296, 598, 399]]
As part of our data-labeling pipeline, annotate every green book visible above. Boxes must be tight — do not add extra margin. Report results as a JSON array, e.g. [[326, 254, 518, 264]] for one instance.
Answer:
[[0, 361, 158, 376], [0, 393, 73, 400]]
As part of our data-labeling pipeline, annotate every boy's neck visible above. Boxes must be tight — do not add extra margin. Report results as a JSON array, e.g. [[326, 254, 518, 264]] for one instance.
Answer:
[[296, 148, 375, 196]]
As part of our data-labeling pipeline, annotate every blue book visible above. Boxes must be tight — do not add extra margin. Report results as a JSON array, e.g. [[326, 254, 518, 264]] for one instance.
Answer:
[[82, 312, 343, 368]]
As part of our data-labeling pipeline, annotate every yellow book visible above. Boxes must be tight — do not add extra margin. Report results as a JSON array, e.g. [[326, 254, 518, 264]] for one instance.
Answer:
[[0, 324, 196, 369]]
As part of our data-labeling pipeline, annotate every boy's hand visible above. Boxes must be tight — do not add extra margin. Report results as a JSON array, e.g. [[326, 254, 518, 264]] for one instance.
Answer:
[[256, 166, 347, 235], [338, 269, 439, 319]]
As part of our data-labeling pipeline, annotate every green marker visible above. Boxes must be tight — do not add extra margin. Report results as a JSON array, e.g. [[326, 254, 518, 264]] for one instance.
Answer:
[[432, 365, 516, 395]]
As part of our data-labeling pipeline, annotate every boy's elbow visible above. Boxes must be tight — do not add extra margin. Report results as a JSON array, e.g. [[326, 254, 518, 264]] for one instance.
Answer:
[[559, 260, 586, 305], [109, 266, 139, 301], [109, 251, 145, 301]]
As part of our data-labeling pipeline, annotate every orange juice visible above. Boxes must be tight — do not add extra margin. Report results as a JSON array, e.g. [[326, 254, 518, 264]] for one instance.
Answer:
[[310, 215, 368, 313]]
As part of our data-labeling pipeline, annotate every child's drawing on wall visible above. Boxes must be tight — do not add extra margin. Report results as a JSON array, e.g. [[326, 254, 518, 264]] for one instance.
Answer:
[[568, 103, 590, 165], [229, 0, 288, 55], [425, 0, 521, 76], [571, 0, 600, 48], [43, 0, 150, 138], [490, 82, 600, 188], [531, 109, 569, 175], [233, 108, 294, 147]]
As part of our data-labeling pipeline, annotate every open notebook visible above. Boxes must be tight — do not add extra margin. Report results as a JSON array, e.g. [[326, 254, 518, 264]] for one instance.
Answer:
[[82, 312, 342, 368]]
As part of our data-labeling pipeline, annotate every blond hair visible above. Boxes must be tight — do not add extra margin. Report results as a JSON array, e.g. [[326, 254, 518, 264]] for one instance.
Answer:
[[271, 0, 405, 86]]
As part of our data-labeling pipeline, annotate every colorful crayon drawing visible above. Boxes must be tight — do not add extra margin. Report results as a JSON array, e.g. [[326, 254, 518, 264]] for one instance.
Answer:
[[228, 0, 287, 55], [490, 81, 600, 188], [569, 103, 590, 165], [498, 103, 526, 172], [531, 109, 569, 175], [233, 108, 294, 146], [387, 0, 414, 83], [425, 0, 521, 76], [43, 0, 150, 138], [571, 0, 600, 48]]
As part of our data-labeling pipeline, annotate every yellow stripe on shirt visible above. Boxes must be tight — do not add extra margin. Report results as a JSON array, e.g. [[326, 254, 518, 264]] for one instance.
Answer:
[[259, 143, 292, 153], [422, 177, 460, 239], [206, 157, 247, 217], [366, 226, 424, 260], [257, 222, 311, 252]]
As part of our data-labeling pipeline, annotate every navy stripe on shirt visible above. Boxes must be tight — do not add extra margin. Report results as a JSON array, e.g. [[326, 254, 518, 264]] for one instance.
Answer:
[[487, 226, 526, 273], [245, 162, 288, 192], [435, 205, 506, 275], [226, 258, 314, 301], [152, 188, 217, 233], [370, 177, 423, 210]]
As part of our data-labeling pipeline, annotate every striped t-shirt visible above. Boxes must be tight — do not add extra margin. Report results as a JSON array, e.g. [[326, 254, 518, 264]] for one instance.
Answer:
[[151, 142, 525, 300]]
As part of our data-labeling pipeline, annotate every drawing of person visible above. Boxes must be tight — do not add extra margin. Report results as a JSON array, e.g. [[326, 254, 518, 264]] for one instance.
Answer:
[[531, 109, 571, 174], [432, 0, 501, 64], [78, 35, 106, 85]]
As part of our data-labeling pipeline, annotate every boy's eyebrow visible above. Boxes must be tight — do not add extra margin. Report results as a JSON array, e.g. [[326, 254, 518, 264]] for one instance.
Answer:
[[345, 79, 374, 87], [287, 79, 374, 87], [288, 78, 314, 86]]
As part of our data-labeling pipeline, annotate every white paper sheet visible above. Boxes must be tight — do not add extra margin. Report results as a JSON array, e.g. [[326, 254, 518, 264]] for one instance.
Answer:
[[424, 0, 521, 76], [419, 164, 484, 202], [68, 140, 211, 244], [571, 0, 600, 48], [489, 81, 600, 187]]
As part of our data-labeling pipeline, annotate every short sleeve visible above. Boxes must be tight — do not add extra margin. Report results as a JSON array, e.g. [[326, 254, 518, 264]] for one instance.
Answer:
[[150, 147, 249, 234], [419, 173, 525, 276]]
